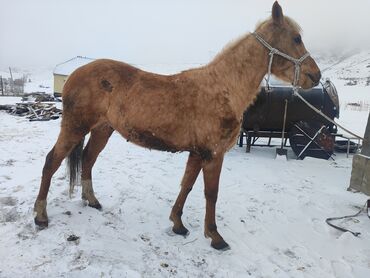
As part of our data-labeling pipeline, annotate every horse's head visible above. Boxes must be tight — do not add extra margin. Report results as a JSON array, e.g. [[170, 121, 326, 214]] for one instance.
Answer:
[[255, 1, 321, 89]]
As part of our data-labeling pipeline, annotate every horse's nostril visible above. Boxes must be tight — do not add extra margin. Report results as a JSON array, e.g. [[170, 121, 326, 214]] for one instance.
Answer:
[[307, 72, 321, 85], [307, 73, 314, 82]]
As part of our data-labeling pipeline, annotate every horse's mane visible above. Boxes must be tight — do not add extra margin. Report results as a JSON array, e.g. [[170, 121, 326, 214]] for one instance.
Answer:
[[208, 16, 302, 67], [208, 34, 249, 66]]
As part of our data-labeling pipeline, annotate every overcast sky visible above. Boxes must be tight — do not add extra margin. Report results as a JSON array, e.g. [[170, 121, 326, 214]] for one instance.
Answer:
[[1, 0, 370, 69]]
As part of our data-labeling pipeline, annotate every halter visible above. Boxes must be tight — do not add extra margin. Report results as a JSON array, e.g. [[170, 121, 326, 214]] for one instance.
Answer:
[[252, 32, 310, 91]]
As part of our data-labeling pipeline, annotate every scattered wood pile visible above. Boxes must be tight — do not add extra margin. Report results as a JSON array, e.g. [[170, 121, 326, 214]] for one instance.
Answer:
[[0, 93, 62, 121], [11, 103, 62, 121]]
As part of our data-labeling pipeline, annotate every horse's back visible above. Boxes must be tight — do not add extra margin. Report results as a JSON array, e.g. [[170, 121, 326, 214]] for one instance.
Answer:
[[60, 59, 139, 131]]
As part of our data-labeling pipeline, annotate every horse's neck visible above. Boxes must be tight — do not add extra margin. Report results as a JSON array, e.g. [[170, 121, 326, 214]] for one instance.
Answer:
[[207, 34, 268, 117]]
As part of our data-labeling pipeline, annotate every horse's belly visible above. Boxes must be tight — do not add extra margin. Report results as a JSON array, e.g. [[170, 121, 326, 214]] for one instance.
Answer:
[[116, 124, 183, 153]]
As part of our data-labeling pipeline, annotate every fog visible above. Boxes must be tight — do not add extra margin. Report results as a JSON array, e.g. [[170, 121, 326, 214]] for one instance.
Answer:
[[1, 0, 369, 69]]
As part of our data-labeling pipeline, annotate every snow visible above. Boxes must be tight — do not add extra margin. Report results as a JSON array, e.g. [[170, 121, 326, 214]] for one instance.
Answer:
[[23, 70, 54, 96], [0, 60, 370, 277]]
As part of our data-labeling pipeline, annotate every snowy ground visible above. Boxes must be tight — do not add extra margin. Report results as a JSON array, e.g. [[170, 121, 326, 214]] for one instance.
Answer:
[[0, 67, 370, 277]]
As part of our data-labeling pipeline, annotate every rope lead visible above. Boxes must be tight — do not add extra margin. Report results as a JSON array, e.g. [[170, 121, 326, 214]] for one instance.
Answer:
[[326, 200, 370, 236], [293, 88, 365, 140]]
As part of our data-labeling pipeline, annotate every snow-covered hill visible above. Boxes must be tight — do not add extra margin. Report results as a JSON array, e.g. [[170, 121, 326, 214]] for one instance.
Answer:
[[313, 51, 370, 137], [318, 50, 370, 87]]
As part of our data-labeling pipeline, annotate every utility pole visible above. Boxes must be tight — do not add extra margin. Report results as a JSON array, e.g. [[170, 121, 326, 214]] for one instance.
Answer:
[[9, 67, 13, 80], [9, 67, 14, 95], [0, 76, 3, 96]]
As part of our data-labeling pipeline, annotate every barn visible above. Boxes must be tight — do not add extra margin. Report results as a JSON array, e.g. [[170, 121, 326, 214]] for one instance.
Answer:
[[53, 56, 95, 97]]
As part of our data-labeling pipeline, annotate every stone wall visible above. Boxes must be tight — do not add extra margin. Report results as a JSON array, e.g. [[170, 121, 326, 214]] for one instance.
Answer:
[[361, 112, 370, 156], [348, 112, 370, 195]]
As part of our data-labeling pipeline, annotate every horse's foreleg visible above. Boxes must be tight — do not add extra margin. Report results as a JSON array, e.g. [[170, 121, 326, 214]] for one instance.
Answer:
[[34, 131, 85, 228], [170, 153, 202, 235], [202, 154, 229, 250], [81, 123, 114, 209]]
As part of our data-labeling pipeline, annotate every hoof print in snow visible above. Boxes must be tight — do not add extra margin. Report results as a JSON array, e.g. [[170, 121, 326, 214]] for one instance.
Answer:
[[0, 196, 18, 206], [63, 211, 72, 216], [67, 234, 80, 243], [140, 234, 150, 242], [0, 197, 19, 223], [0, 159, 16, 167], [160, 262, 169, 268], [17, 223, 37, 240], [0, 208, 19, 223], [63, 210, 72, 216]]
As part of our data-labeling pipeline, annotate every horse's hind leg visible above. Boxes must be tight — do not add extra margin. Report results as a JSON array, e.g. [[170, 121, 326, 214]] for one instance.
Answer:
[[81, 123, 114, 209], [170, 153, 202, 235], [34, 129, 86, 228]]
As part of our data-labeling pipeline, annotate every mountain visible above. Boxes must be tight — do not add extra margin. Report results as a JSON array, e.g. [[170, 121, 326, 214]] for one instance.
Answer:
[[317, 50, 370, 87]]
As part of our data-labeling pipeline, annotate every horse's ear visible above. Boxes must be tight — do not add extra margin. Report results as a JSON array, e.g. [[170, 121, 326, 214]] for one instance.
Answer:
[[272, 1, 284, 25]]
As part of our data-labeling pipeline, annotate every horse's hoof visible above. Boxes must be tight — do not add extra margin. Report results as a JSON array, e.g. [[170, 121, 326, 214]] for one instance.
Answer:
[[34, 217, 48, 229], [172, 226, 189, 236], [211, 240, 230, 250], [88, 202, 102, 210]]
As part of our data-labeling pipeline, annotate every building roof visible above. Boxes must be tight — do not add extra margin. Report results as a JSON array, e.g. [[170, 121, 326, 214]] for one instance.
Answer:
[[53, 56, 95, 76]]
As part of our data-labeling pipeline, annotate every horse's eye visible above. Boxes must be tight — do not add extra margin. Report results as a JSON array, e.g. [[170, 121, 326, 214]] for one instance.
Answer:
[[294, 35, 302, 44]]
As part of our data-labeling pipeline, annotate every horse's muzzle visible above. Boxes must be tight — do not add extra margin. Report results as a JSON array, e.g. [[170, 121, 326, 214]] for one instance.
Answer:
[[306, 72, 321, 87]]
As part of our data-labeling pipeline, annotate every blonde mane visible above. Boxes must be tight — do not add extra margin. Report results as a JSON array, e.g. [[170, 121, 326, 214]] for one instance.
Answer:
[[209, 16, 302, 68], [208, 33, 249, 66]]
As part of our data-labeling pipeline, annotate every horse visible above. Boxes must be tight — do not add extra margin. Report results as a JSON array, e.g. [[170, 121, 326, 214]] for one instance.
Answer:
[[34, 1, 321, 250]]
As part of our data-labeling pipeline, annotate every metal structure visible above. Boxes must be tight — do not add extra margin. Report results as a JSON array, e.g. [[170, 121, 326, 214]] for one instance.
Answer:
[[239, 79, 343, 159]]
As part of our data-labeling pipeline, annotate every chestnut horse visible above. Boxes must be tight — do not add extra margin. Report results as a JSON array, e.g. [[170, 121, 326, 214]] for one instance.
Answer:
[[34, 2, 321, 250]]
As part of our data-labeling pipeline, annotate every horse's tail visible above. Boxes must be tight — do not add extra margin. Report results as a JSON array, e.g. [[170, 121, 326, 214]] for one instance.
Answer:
[[67, 138, 85, 197]]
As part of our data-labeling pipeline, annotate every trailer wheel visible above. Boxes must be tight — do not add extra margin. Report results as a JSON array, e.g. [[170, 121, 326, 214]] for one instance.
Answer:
[[289, 121, 335, 160]]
